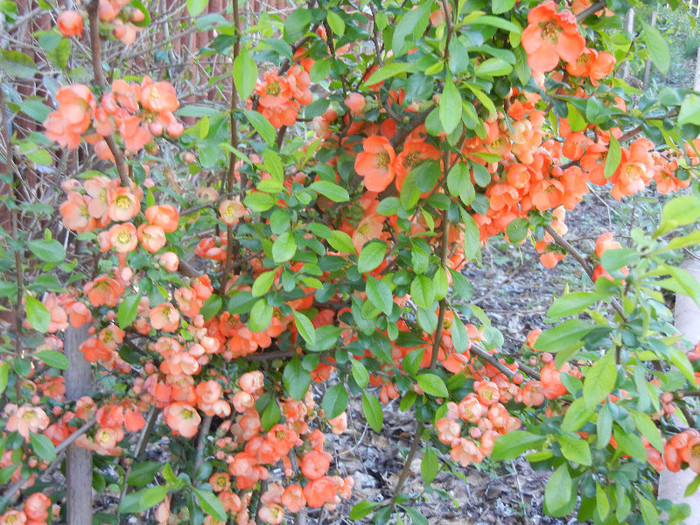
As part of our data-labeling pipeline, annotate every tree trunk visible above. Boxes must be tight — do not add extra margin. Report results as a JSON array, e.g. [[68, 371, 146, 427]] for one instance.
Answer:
[[658, 254, 700, 517], [621, 8, 635, 80], [64, 325, 93, 525], [642, 11, 657, 90], [694, 44, 700, 92]]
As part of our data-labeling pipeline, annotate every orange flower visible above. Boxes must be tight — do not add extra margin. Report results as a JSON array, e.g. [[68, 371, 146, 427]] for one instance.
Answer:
[[256, 72, 292, 108], [57, 10, 83, 37], [258, 504, 284, 525], [219, 198, 247, 225], [83, 275, 125, 307], [163, 402, 201, 438], [145, 204, 179, 232], [137, 224, 166, 253], [301, 450, 331, 480], [450, 437, 484, 466], [108, 187, 140, 222], [303, 476, 337, 508], [109, 222, 138, 252], [149, 302, 181, 332], [44, 84, 95, 149], [521, 1, 585, 72], [210, 472, 231, 492], [24, 492, 51, 522], [392, 139, 440, 191], [60, 191, 94, 233], [354, 136, 396, 192], [282, 484, 306, 513], [5, 406, 50, 439], [140, 77, 180, 113]]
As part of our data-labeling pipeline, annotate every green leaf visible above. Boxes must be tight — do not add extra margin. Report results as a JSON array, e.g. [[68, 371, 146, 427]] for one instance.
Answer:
[[233, 47, 258, 101], [261, 398, 281, 431], [685, 474, 700, 497], [252, 270, 276, 297], [403, 507, 429, 525], [323, 383, 348, 419], [562, 397, 596, 432], [475, 58, 513, 77], [357, 241, 386, 273], [30, 432, 56, 462], [421, 445, 438, 483], [631, 411, 663, 453], [199, 295, 222, 321], [505, 218, 528, 243], [351, 359, 369, 388], [34, 350, 69, 370], [600, 248, 639, 273], [567, 103, 587, 132], [583, 350, 617, 408], [535, 319, 594, 353], [0, 50, 37, 78], [392, 2, 431, 57], [293, 310, 316, 346], [26, 294, 50, 333], [613, 425, 647, 462], [186, 0, 207, 17], [492, 0, 515, 15], [244, 109, 277, 146], [558, 434, 592, 466], [491, 431, 547, 461], [596, 483, 610, 520], [362, 391, 383, 432], [463, 213, 481, 262], [284, 8, 311, 41], [439, 77, 462, 135], [642, 21, 670, 74], [249, 299, 273, 332], [127, 462, 163, 487], [118, 486, 168, 514], [283, 356, 312, 401], [28, 238, 64, 264], [470, 15, 521, 34], [272, 232, 297, 263], [363, 61, 414, 87], [678, 94, 700, 126], [193, 488, 227, 522], [544, 465, 575, 517], [328, 230, 355, 254], [655, 196, 700, 236], [118, 294, 140, 329], [410, 275, 435, 310], [309, 180, 350, 202], [447, 162, 471, 197], [0, 362, 9, 396], [547, 292, 603, 318], [366, 277, 394, 316], [349, 501, 381, 520], [637, 494, 660, 525], [416, 373, 448, 397], [326, 11, 345, 36], [604, 134, 621, 179], [596, 402, 613, 449]]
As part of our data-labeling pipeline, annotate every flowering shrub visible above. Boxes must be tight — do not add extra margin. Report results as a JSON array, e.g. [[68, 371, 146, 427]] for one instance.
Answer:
[[1, 0, 700, 524]]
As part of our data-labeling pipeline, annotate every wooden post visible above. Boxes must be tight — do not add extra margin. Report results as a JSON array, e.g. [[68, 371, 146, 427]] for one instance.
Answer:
[[642, 11, 657, 89], [621, 8, 635, 80], [694, 44, 700, 92], [658, 254, 700, 518], [64, 325, 93, 525]]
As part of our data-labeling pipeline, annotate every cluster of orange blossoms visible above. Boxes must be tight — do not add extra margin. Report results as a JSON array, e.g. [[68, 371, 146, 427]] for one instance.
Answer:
[[166, 371, 355, 524], [253, 66, 313, 129], [45, 77, 182, 159], [0, 493, 53, 525], [57, 0, 145, 44]]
